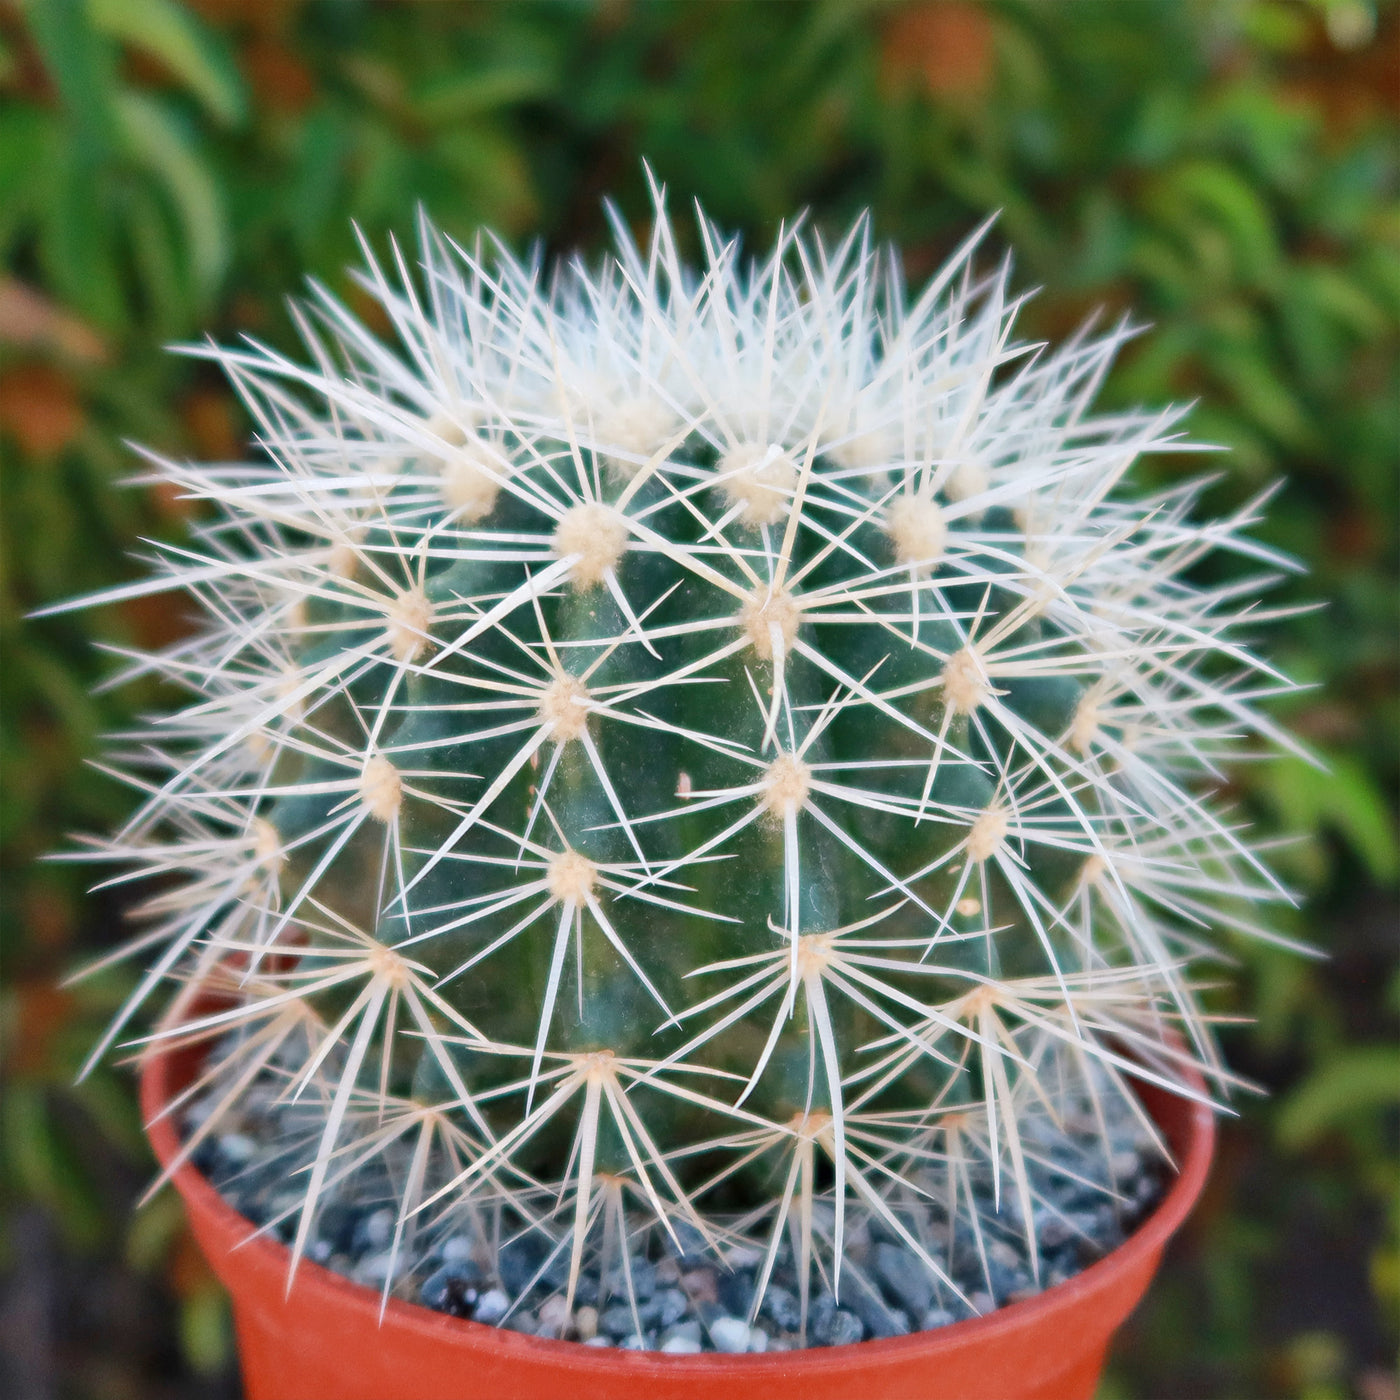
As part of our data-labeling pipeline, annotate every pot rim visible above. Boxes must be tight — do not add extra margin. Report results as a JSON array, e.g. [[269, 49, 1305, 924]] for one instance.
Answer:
[[140, 1031, 1214, 1376]]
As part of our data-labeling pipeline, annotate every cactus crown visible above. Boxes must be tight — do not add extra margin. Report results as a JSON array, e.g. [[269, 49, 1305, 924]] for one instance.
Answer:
[[65, 185, 1301, 1336]]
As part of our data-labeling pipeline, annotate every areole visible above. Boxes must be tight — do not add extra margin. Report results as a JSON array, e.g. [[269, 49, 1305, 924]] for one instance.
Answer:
[[142, 1031, 1215, 1400]]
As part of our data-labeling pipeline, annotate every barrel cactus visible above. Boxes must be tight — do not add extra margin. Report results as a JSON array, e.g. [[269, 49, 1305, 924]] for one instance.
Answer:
[[63, 184, 1300, 1343]]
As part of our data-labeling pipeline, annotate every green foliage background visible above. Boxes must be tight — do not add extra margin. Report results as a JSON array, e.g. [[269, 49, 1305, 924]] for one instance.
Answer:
[[1, 2, 1395, 1396]]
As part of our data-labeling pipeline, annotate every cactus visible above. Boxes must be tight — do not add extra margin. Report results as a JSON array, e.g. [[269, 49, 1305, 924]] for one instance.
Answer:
[[61, 185, 1302, 1340]]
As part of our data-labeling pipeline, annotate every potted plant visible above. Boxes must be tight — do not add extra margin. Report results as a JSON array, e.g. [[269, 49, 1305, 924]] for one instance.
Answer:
[[58, 184, 1298, 1400]]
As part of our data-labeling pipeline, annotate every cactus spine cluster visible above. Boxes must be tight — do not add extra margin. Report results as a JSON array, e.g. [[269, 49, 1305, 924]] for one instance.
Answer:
[[66, 186, 1300, 1335]]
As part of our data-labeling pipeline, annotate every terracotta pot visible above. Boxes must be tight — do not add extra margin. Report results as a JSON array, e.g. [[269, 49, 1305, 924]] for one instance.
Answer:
[[141, 1035, 1214, 1400]]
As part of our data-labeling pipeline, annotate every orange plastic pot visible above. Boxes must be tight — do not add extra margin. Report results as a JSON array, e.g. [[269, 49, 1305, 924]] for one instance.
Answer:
[[142, 1036, 1213, 1400]]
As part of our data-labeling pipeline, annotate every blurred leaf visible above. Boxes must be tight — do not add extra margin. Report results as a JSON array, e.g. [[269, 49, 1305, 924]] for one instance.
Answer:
[[0, 108, 47, 248], [1240, 0, 1314, 50], [88, 0, 246, 127], [1209, 337, 1316, 448], [73, 1065, 147, 1159], [286, 106, 349, 257], [1276, 1046, 1400, 1147], [1262, 753, 1400, 885], [431, 128, 537, 233], [116, 91, 229, 305], [179, 1282, 232, 1374], [37, 135, 125, 327], [1207, 81, 1313, 189], [1248, 943, 1323, 1049], [24, 0, 116, 162], [412, 67, 553, 125], [125, 1188, 183, 1271], [1162, 158, 1282, 287], [1298, 264, 1388, 339], [2, 1080, 105, 1245]]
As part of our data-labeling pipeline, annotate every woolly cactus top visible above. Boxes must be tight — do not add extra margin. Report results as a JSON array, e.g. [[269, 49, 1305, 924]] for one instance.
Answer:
[[63, 186, 1301, 1333]]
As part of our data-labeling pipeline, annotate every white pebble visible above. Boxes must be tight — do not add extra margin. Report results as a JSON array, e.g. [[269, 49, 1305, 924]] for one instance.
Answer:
[[535, 1295, 571, 1338], [184, 1101, 215, 1129], [363, 1208, 394, 1249], [352, 1250, 403, 1286], [709, 1316, 751, 1353], [661, 1335, 702, 1353], [472, 1288, 509, 1325], [219, 1133, 256, 1163], [440, 1234, 474, 1262], [988, 1240, 1020, 1270]]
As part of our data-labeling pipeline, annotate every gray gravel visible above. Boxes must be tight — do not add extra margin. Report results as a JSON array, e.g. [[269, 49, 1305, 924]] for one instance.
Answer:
[[183, 1062, 1166, 1353]]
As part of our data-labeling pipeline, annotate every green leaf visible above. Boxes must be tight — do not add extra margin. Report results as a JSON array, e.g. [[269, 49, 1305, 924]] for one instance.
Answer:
[[1208, 337, 1313, 448], [413, 67, 552, 126], [88, 0, 246, 127], [1153, 158, 1282, 288], [2, 1082, 105, 1245], [125, 1187, 182, 1276], [1276, 1046, 1400, 1148], [287, 106, 349, 257], [1300, 264, 1388, 339], [23, 0, 116, 162], [126, 1189, 184, 1271], [1239, 1, 1312, 52], [123, 178, 189, 334], [115, 91, 228, 305], [1261, 752, 1400, 885], [179, 1285, 233, 1374], [0, 107, 47, 245], [38, 134, 126, 327]]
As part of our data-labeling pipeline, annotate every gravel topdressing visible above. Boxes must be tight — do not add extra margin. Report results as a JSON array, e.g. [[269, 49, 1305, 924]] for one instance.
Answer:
[[182, 1064, 1168, 1354]]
